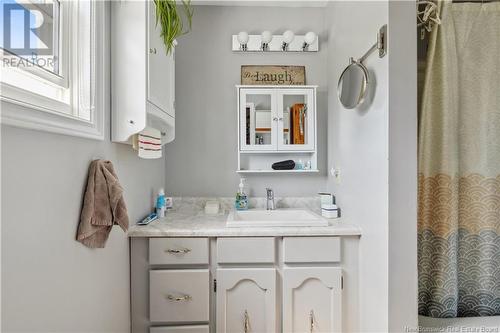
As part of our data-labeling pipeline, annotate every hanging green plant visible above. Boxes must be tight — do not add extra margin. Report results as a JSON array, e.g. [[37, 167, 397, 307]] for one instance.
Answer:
[[153, 0, 193, 54]]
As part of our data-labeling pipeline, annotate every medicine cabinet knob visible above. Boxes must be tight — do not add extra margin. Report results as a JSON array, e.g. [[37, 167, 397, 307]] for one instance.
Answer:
[[129, 120, 135, 125]]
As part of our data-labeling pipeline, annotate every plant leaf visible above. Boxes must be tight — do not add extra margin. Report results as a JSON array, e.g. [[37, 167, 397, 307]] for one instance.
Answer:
[[153, 0, 193, 54]]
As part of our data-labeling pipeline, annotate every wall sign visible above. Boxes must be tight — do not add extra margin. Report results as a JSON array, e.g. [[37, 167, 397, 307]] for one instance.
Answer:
[[241, 65, 306, 85]]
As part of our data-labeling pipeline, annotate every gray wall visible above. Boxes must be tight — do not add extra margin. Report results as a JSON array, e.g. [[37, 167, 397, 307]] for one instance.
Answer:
[[388, 2, 418, 331], [1, 5, 163, 332], [326, 2, 390, 331], [165, 6, 329, 197]]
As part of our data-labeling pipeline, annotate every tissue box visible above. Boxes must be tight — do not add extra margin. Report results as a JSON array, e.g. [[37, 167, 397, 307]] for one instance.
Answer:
[[318, 192, 334, 206], [205, 201, 220, 215]]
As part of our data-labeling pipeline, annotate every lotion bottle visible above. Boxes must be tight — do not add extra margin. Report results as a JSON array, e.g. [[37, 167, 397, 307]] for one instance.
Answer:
[[156, 188, 166, 218], [235, 178, 249, 210]]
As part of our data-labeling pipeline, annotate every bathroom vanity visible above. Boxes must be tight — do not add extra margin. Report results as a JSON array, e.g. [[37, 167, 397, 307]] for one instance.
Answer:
[[129, 201, 361, 333]]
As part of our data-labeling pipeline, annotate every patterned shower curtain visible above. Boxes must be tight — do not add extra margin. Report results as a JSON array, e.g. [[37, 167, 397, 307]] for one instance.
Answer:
[[418, 1, 500, 317]]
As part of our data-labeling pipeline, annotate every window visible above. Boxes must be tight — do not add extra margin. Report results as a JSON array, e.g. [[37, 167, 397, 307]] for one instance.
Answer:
[[0, 0, 105, 140], [1, 0, 60, 74]]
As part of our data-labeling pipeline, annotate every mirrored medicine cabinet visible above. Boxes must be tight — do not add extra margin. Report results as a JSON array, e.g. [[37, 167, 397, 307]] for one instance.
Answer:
[[237, 86, 318, 173]]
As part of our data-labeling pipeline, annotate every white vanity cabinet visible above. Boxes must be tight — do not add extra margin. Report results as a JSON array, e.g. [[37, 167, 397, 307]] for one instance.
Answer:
[[111, 1, 175, 145], [216, 268, 277, 333], [283, 267, 343, 332], [130, 236, 344, 333], [237, 86, 318, 173]]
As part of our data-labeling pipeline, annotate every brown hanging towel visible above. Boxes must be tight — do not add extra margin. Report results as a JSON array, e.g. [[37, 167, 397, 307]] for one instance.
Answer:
[[76, 160, 129, 248]]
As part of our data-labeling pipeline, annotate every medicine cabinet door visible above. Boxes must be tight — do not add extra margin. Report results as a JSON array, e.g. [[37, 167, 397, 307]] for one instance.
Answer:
[[147, 0, 175, 118], [277, 89, 315, 151], [239, 89, 277, 151]]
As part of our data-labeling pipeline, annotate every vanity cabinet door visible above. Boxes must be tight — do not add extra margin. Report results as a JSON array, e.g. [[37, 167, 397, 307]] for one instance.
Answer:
[[283, 267, 342, 333], [147, 0, 175, 118], [239, 89, 277, 151], [216, 268, 277, 333], [277, 88, 315, 151]]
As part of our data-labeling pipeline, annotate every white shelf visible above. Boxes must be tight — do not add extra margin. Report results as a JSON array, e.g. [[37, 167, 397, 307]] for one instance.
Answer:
[[239, 150, 315, 154], [236, 85, 319, 89], [237, 169, 319, 174]]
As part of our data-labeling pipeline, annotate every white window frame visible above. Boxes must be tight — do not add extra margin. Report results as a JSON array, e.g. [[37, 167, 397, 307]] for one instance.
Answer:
[[0, 0, 105, 140]]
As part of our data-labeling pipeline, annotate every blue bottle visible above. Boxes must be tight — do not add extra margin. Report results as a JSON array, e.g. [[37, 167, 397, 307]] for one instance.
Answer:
[[235, 178, 248, 210]]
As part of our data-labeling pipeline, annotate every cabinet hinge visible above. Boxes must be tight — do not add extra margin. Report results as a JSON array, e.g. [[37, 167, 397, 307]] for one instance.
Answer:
[[214, 279, 217, 293], [341, 276, 344, 290]]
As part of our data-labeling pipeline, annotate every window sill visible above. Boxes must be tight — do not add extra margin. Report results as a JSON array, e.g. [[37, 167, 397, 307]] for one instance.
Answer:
[[1, 91, 105, 140]]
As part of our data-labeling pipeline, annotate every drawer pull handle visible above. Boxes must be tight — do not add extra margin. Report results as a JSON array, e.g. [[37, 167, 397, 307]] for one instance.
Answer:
[[309, 310, 315, 333], [166, 294, 192, 302], [244, 310, 250, 333], [165, 248, 191, 254]]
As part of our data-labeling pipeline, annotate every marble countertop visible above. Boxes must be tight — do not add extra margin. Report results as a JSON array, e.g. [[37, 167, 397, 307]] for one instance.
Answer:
[[128, 198, 362, 238]]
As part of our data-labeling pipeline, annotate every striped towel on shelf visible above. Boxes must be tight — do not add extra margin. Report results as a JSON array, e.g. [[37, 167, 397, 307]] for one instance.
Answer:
[[133, 127, 162, 159]]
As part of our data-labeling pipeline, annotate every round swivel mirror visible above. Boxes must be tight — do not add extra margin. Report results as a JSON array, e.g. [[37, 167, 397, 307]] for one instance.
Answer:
[[337, 58, 370, 109]]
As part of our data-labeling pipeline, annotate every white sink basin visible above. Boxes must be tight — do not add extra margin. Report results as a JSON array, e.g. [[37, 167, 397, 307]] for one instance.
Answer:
[[226, 209, 329, 227]]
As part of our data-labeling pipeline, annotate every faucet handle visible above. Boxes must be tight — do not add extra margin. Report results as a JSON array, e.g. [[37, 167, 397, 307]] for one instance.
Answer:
[[266, 188, 274, 196]]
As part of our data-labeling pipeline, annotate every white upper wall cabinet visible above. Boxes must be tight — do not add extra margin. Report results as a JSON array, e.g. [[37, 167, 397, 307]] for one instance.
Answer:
[[147, 2, 175, 119], [239, 87, 315, 151], [111, 1, 175, 145], [237, 85, 318, 173]]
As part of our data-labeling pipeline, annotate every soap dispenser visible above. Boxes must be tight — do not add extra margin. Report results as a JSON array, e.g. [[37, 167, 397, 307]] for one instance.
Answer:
[[235, 178, 249, 210]]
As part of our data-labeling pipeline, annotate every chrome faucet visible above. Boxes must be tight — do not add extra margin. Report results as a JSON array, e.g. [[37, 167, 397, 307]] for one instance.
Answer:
[[266, 188, 275, 210]]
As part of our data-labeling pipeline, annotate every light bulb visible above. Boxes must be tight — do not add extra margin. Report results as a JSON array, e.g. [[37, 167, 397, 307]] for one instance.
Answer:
[[283, 30, 295, 44], [261, 31, 273, 44], [237, 31, 249, 45], [304, 31, 317, 45]]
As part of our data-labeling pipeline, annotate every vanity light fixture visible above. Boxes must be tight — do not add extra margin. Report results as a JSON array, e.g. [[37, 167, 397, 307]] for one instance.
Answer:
[[237, 31, 249, 51], [282, 30, 295, 51], [232, 31, 318, 52], [261, 30, 272, 51], [303, 31, 317, 51]]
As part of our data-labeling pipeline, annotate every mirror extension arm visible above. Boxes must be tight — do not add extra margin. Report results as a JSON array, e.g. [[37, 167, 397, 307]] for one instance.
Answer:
[[358, 24, 387, 63]]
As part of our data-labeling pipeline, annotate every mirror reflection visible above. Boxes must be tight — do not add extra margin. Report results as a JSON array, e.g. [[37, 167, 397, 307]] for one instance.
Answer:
[[338, 60, 369, 109], [245, 94, 272, 146], [282, 94, 308, 146], [244, 93, 310, 147]]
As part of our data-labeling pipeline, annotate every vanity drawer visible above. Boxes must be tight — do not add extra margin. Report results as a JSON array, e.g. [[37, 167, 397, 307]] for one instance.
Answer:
[[283, 237, 341, 263], [150, 325, 209, 333], [149, 238, 209, 265], [149, 269, 209, 323], [217, 237, 275, 264]]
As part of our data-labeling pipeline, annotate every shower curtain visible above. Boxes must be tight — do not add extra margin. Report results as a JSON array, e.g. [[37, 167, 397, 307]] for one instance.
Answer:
[[418, 1, 500, 318]]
